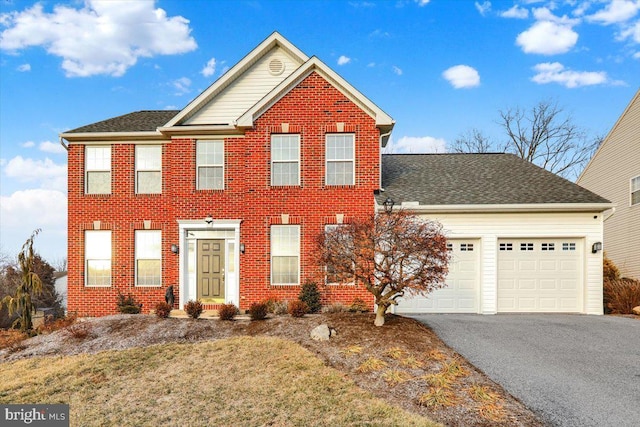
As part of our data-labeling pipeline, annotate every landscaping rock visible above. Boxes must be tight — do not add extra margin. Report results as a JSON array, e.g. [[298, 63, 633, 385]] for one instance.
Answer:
[[310, 324, 331, 341], [632, 306, 640, 316]]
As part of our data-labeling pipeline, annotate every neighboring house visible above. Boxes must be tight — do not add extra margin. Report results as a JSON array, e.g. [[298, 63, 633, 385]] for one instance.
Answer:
[[61, 32, 394, 316], [378, 154, 611, 314], [61, 32, 612, 316], [53, 271, 68, 312], [577, 89, 640, 280]]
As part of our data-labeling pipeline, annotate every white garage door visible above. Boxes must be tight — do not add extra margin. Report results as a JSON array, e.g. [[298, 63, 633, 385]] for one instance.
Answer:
[[395, 239, 480, 313], [497, 239, 583, 312]]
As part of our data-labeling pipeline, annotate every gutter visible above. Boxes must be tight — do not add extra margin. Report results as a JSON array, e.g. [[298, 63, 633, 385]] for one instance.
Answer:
[[59, 136, 68, 152], [375, 202, 615, 214]]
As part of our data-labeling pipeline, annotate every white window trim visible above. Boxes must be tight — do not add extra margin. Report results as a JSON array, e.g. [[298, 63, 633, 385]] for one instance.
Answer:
[[325, 133, 355, 186], [85, 230, 111, 287], [135, 145, 162, 194], [135, 230, 162, 287], [196, 140, 225, 190], [631, 175, 640, 206], [85, 146, 111, 195], [270, 225, 300, 286], [271, 134, 301, 187]]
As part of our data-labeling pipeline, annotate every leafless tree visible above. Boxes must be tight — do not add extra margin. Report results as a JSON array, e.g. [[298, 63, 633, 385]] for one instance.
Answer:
[[317, 211, 450, 326], [499, 100, 600, 180], [450, 128, 503, 154]]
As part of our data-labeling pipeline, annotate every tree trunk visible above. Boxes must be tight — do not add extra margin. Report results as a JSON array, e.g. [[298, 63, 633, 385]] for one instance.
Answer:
[[374, 303, 388, 327]]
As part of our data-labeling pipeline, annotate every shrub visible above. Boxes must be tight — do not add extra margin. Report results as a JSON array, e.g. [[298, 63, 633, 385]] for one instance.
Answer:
[[249, 302, 268, 321], [349, 297, 369, 313], [66, 321, 93, 340], [218, 303, 238, 321], [116, 293, 142, 314], [603, 255, 621, 281], [298, 281, 322, 313], [288, 300, 309, 318], [37, 312, 78, 334], [184, 299, 204, 319], [154, 301, 172, 319], [322, 303, 347, 313], [603, 278, 640, 314]]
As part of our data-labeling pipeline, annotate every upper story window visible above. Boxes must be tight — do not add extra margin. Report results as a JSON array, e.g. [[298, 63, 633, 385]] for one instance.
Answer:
[[85, 230, 111, 287], [136, 145, 162, 194], [85, 146, 111, 194], [632, 176, 640, 206], [271, 225, 300, 285], [135, 230, 161, 287], [196, 141, 224, 190], [271, 134, 300, 186], [326, 134, 354, 186]]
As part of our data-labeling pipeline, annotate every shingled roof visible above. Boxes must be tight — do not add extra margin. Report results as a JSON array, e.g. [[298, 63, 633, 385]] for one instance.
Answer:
[[66, 110, 179, 133], [377, 153, 610, 206]]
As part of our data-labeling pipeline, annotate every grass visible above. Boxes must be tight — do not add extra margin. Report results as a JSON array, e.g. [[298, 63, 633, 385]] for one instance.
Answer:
[[417, 387, 457, 409], [382, 369, 413, 386], [357, 357, 388, 373], [0, 336, 440, 427]]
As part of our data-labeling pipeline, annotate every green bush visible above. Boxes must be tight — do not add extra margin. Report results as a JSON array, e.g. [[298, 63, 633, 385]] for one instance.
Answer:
[[154, 301, 172, 319], [349, 298, 369, 313], [184, 300, 204, 319], [249, 302, 269, 321], [299, 281, 322, 313], [218, 303, 238, 321], [288, 300, 309, 318], [603, 278, 640, 314], [116, 293, 142, 314]]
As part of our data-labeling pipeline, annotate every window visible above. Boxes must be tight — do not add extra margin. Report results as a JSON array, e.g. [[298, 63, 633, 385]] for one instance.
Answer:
[[85, 231, 111, 286], [271, 134, 300, 186], [460, 243, 474, 252], [325, 224, 354, 285], [326, 134, 354, 186], [632, 176, 640, 206], [520, 243, 534, 251], [499, 243, 513, 251], [446, 243, 453, 251], [136, 145, 162, 194], [135, 230, 161, 286], [196, 141, 224, 190], [85, 146, 111, 194], [541, 243, 555, 251], [271, 225, 300, 285], [563, 242, 576, 251]]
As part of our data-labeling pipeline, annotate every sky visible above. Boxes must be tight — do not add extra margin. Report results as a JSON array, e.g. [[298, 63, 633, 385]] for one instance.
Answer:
[[0, 0, 639, 264]]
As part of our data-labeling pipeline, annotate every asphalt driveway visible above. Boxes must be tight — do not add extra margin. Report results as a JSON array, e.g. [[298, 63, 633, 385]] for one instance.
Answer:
[[410, 314, 640, 427]]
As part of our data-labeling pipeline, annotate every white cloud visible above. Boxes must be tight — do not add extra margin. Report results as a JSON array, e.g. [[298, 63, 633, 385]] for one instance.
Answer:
[[0, 189, 67, 228], [3, 156, 67, 191], [442, 65, 480, 88], [17, 63, 30, 72], [531, 62, 609, 87], [392, 65, 403, 75], [587, 0, 640, 25], [475, 1, 492, 16], [634, 51, 640, 58], [385, 136, 446, 154], [618, 19, 640, 42], [416, 0, 431, 6], [337, 55, 351, 65], [516, 20, 579, 54], [0, 0, 197, 77], [201, 57, 216, 77], [367, 62, 376, 67], [21, 141, 35, 148], [171, 77, 191, 95], [501, 5, 529, 19], [39, 141, 67, 154]]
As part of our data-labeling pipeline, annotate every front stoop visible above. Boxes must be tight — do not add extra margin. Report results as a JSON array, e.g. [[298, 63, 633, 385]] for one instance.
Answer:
[[149, 309, 251, 320]]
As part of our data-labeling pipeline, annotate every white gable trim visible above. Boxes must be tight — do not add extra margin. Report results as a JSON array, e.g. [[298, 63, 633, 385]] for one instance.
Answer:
[[164, 32, 309, 128], [235, 56, 394, 130]]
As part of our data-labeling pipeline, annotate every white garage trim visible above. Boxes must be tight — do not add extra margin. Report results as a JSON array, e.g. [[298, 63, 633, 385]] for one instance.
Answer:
[[395, 239, 481, 314], [497, 238, 583, 313]]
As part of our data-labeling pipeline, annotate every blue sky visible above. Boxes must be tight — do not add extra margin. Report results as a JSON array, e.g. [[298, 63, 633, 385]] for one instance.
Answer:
[[1, 0, 639, 263]]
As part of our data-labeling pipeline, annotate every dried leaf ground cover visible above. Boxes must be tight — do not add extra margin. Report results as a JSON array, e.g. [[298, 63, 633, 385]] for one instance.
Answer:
[[0, 313, 544, 427]]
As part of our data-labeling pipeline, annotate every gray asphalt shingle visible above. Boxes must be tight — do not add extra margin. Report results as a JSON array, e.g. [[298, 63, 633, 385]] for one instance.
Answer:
[[66, 110, 179, 133], [377, 153, 610, 206]]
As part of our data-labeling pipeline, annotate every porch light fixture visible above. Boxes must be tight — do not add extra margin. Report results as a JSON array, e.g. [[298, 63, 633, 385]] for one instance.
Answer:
[[382, 197, 395, 214], [240, 243, 245, 253], [204, 215, 214, 225], [170, 244, 179, 254], [591, 242, 602, 254]]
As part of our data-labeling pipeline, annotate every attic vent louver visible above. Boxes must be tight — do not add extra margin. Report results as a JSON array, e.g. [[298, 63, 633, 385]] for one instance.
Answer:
[[268, 58, 285, 76]]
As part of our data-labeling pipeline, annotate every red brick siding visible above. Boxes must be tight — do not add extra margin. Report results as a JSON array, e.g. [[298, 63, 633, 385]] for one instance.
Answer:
[[68, 72, 380, 316]]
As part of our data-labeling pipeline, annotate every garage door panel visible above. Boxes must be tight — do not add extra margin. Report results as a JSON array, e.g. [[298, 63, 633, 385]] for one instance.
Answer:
[[396, 239, 480, 313], [498, 239, 583, 313]]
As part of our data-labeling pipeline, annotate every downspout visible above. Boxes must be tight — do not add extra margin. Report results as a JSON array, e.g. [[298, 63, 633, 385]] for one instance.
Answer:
[[59, 136, 69, 151], [603, 207, 616, 222], [378, 130, 392, 191]]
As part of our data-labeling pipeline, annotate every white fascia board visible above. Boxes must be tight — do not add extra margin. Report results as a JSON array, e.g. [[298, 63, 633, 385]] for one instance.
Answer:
[[164, 32, 309, 128], [236, 56, 395, 129], [376, 202, 616, 213], [60, 131, 166, 143], [157, 124, 242, 137]]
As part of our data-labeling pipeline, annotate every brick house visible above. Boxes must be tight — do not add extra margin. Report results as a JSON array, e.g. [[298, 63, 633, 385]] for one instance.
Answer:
[[61, 32, 394, 316]]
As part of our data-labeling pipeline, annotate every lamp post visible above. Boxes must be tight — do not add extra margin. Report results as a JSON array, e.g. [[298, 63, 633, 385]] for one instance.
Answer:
[[382, 197, 395, 214]]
